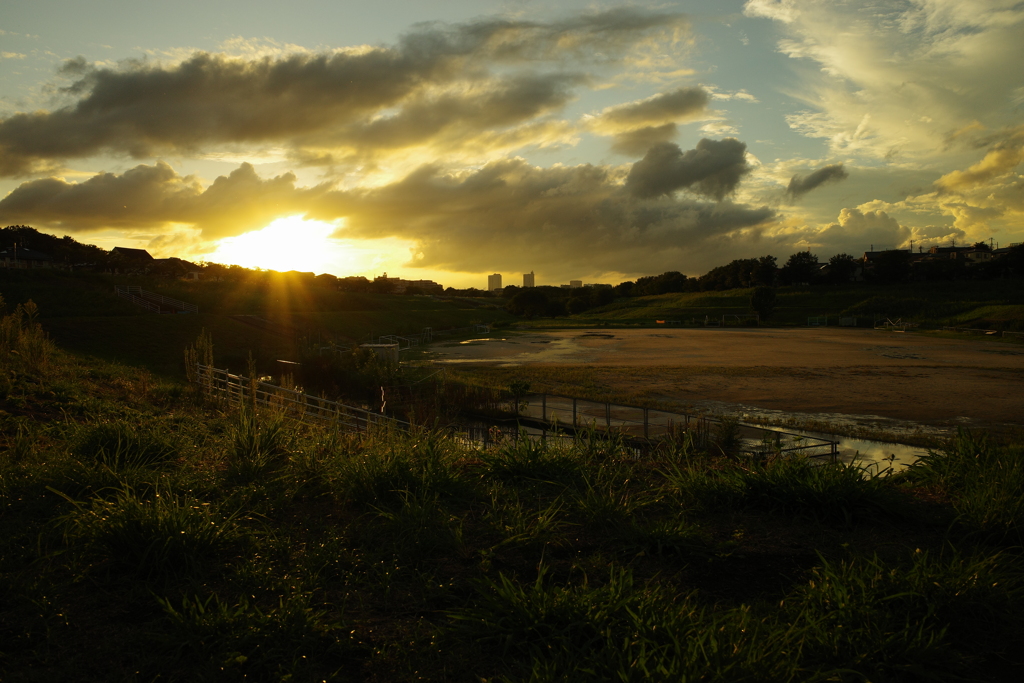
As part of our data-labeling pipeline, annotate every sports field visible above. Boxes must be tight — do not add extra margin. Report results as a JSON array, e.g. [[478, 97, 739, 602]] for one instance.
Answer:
[[429, 327, 1024, 429]]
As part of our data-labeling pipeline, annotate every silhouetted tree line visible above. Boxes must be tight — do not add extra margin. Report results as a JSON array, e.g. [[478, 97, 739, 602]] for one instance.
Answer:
[[1, 225, 109, 266], [501, 243, 1024, 318]]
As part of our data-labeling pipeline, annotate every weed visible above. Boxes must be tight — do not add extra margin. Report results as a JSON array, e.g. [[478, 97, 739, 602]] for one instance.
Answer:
[[905, 429, 1024, 543], [787, 549, 1024, 679], [479, 435, 581, 487], [63, 486, 237, 579], [155, 591, 363, 682], [226, 405, 289, 483], [74, 419, 180, 469]]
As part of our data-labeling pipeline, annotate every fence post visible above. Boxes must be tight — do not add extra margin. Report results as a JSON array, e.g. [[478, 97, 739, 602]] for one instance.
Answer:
[[643, 408, 649, 440], [572, 398, 577, 428], [606, 403, 611, 431], [542, 394, 547, 422]]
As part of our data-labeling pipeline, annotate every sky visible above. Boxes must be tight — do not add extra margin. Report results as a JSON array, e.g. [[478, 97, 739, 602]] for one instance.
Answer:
[[1, 0, 1022, 288]]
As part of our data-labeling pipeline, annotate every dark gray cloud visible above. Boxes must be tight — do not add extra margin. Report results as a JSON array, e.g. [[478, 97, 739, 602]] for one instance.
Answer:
[[0, 9, 687, 176], [625, 138, 750, 200], [596, 87, 708, 129], [0, 162, 328, 239], [0, 156, 774, 275], [786, 163, 849, 199], [590, 87, 709, 156], [609, 124, 678, 156], [310, 158, 773, 274]]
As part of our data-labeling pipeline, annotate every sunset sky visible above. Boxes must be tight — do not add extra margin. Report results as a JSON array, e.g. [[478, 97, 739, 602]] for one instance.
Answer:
[[1, 1, 1022, 287]]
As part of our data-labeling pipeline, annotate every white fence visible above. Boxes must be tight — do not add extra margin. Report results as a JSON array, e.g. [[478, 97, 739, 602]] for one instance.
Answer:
[[196, 364, 408, 433], [115, 285, 198, 313]]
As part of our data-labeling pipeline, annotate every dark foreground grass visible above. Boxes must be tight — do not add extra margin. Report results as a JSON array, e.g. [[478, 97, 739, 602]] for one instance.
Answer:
[[2, 312, 1023, 681]]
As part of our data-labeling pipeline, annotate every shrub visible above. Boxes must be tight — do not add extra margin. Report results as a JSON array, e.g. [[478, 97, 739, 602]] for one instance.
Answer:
[[226, 406, 289, 483], [75, 420, 179, 469], [156, 592, 362, 682], [66, 486, 237, 578]]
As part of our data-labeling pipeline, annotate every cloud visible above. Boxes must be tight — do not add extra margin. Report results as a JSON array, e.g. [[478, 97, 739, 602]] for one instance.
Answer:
[[609, 124, 679, 156], [591, 87, 709, 132], [0, 162, 328, 239], [0, 9, 688, 176], [0, 156, 776, 277], [786, 163, 849, 199], [625, 138, 751, 200], [935, 145, 1024, 192], [746, 1, 1024, 162], [588, 87, 709, 155], [312, 158, 775, 275], [814, 207, 911, 252]]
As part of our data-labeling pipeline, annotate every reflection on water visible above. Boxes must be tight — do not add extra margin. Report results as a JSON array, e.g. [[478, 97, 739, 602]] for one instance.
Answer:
[[764, 428, 930, 471]]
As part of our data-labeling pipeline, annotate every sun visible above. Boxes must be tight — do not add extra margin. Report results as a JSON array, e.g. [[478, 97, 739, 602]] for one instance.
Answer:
[[208, 216, 344, 274]]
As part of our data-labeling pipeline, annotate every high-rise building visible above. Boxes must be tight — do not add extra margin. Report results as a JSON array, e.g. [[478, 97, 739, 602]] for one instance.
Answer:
[[569, 279, 583, 289], [523, 271, 535, 288], [488, 273, 502, 291]]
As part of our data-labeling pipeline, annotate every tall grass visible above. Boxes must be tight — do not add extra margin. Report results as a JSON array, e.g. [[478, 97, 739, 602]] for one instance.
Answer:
[[62, 486, 238, 579], [450, 549, 1024, 682], [663, 455, 903, 525], [74, 420, 180, 469], [904, 428, 1024, 543], [155, 591, 362, 682], [226, 405, 288, 483]]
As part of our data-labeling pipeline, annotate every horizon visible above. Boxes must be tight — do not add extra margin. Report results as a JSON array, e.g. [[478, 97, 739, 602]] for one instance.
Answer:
[[1, 1, 1022, 288]]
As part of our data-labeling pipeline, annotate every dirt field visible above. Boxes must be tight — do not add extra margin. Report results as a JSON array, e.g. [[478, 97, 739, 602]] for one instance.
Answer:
[[428, 328, 1024, 429]]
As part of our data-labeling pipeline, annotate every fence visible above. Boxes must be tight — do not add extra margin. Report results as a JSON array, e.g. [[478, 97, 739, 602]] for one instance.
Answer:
[[115, 285, 198, 314], [520, 393, 838, 459], [194, 365, 838, 459], [941, 326, 1001, 336], [114, 286, 161, 313], [196, 364, 408, 433]]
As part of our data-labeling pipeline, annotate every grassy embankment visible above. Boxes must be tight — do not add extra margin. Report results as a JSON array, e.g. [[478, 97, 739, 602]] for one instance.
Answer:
[[530, 279, 1024, 330], [2, 301, 1024, 681], [0, 269, 513, 378]]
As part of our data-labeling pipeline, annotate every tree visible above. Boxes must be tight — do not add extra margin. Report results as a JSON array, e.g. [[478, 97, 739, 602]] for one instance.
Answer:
[[871, 250, 912, 284], [614, 280, 635, 297], [750, 286, 777, 319], [507, 288, 550, 318], [752, 255, 778, 287], [827, 253, 859, 284], [780, 251, 819, 285]]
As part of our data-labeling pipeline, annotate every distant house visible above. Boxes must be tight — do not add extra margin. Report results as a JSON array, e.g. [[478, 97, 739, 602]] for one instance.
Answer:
[[109, 246, 154, 273], [151, 257, 201, 279], [0, 247, 54, 269], [110, 246, 154, 262]]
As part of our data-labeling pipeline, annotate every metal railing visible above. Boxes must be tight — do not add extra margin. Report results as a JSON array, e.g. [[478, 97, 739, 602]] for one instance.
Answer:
[[519, 393, 839, 459], [196, 364, 408, 433], [114, 286, 161, 313], [194, 365, 837, 458], [115, 285, 198, 314]]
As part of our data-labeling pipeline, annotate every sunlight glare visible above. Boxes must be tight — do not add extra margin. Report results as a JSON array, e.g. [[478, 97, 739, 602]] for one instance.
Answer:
[[209, 216, 347, 274]]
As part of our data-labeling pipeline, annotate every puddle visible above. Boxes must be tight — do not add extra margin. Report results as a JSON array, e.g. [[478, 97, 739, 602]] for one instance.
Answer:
[[460, 338, 508, 345], [762, 427, 930, 471]]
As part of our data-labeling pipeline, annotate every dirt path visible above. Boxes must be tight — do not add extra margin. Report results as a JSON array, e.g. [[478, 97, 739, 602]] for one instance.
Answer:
[[428, 328, 1024, 427]]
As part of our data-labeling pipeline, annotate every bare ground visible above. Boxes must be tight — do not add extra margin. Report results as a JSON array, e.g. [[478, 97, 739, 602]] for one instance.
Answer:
[[428, 328, 1024, 428]]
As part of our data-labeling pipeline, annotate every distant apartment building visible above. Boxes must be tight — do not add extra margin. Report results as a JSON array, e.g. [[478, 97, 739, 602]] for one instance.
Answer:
[[523, 271, 535, 288], [488, 273, 502, 291], [569, 279, 583, 289]]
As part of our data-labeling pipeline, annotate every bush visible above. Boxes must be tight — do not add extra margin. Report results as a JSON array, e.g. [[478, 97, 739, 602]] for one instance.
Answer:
[[155, 592, 362, 682], [75, 420, 180, 469], [66, 486, 238, 579]]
